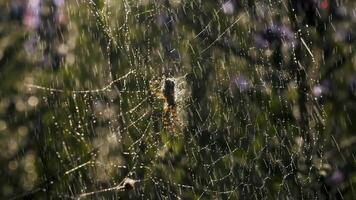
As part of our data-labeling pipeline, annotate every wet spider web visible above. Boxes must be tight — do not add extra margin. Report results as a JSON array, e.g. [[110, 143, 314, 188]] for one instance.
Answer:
[[12, 0, 356, 199]]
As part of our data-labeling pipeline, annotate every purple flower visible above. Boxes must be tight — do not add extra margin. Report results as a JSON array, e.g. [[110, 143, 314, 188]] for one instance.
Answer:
[[326, 169, 345, 186], [23, 0, 41, 29], [53, 0, 65, 24], [334, 28, 353, 43], [156, 11, 172, 28], [311, 80, 332, 98], [222, 0, 237, 15], [53, 0, 64, 6], [229, 75, 251, 93], [255, 24, 296, 49], [24, 35, 40, 54], [312, 85, 325, 97]]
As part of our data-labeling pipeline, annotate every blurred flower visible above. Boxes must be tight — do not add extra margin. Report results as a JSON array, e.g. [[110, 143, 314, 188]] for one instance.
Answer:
[[311, 80, 332, 98], [53, 0, 64, 6], [53, 0, 66, 24], [319, 0, 329, 10], [312, 85, 324, 97], [222, 0, 237, 15], [156, 11, 173, 29], [255, 23, 296, 49], [326, 169, 345, 186], [334, 27, 353, 43], [229, 75, 251, 93], [24, 35, 39, 54], [254, 34, 268, 48], [23, 0, 41, 29]]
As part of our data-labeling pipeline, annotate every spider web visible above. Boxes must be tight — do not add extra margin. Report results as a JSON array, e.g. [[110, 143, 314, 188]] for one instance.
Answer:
[[9, 0, 356, 199]]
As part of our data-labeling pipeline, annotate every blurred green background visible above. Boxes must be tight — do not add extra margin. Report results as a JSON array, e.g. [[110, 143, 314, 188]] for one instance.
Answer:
[[1, 0, 356, 199]]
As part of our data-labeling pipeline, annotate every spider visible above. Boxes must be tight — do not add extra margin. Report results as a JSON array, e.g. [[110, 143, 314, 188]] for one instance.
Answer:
[[149, 77, 181, 133]]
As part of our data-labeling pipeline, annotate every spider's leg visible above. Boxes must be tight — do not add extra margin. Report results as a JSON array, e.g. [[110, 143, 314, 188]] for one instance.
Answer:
[[149, 79, 165, 99], [162, 106, 177, 133], [170, 106, 179, 133], [155, 92, 165, 99], [162, 106, 171, 131], [163, 105, 179, 133]]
